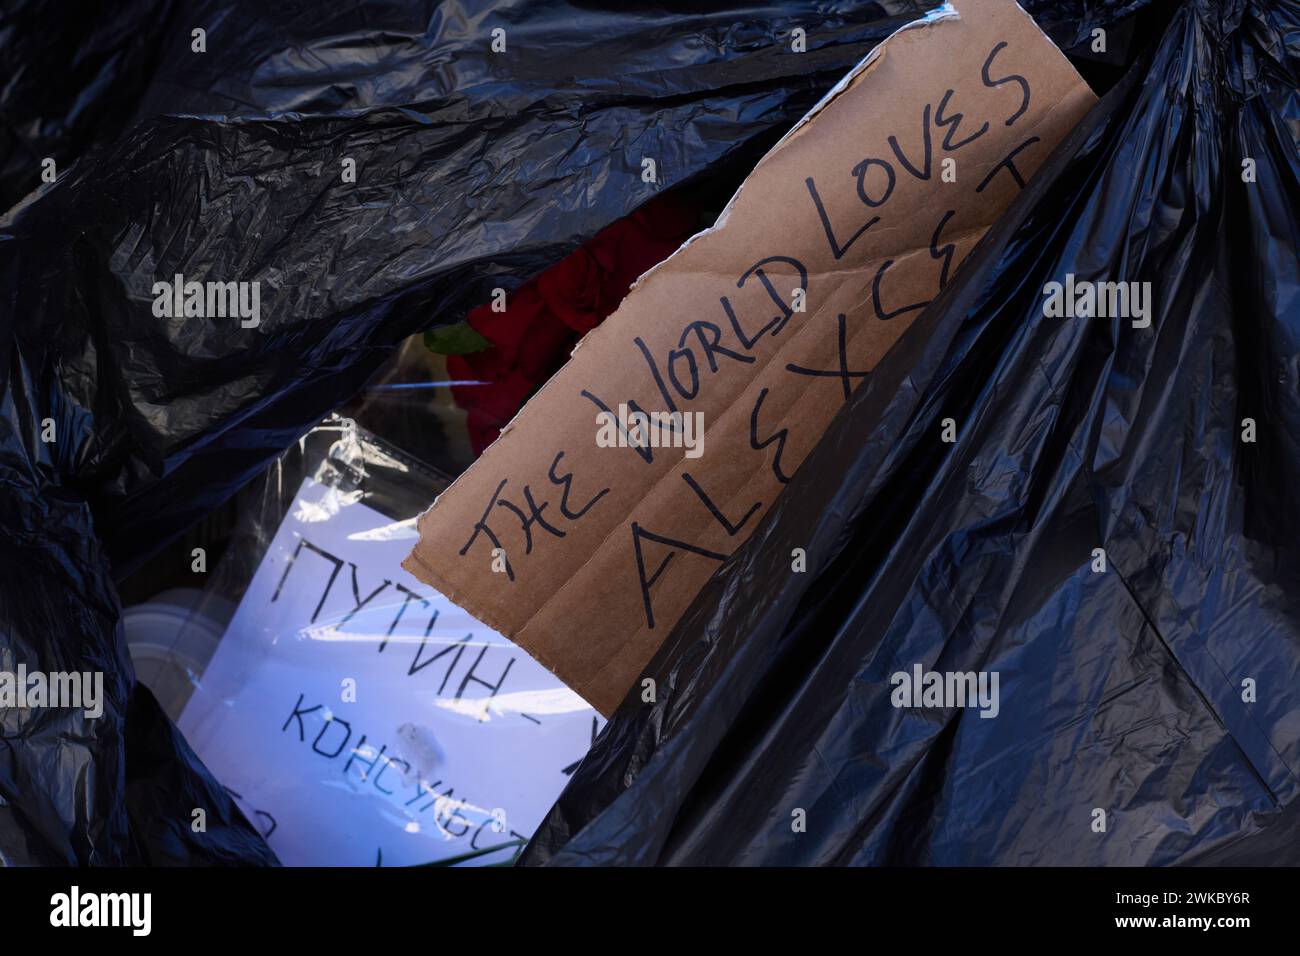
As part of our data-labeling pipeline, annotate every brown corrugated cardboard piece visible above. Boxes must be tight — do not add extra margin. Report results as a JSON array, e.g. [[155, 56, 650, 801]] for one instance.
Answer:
[[404, 0, 1096, 715]]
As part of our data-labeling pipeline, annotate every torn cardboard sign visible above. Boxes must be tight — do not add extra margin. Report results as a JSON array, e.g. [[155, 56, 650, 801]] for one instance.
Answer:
[[404, 0, 1096, 716]]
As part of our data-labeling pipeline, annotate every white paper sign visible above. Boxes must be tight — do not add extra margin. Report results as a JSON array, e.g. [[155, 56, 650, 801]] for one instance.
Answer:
[[179, 477, 600, 866]]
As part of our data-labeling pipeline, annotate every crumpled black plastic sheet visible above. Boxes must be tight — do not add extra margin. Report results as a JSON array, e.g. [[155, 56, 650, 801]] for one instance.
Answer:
[[1, 0, 950, 866], [523, 0, 1300, 866], [8, 0, 961, 577]]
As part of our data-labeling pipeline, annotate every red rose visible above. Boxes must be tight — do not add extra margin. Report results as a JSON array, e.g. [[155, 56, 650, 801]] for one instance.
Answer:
[[516, 304, 577, 382], [538, 247, 607, 334], [631, 191, 700, 242], [449, 305, 578, 454], [447, 356, 537, 455], [590, 192, 700, 309], [465, 283, 547, 364], [440, 189, 702, 457]]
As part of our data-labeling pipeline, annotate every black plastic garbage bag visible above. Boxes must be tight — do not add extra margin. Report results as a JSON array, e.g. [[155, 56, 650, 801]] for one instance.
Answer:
[[3, 0, 952, 578], [524, 0, 1300, 866], [1, 0, 961, 866], [0, 0, 1144, 212]]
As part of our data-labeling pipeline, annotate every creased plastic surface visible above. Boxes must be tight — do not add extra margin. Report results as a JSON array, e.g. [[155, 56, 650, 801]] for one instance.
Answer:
[[4, 0, 948, 579], [1, 0, 946, 866], [523, 0, 1300, 866]]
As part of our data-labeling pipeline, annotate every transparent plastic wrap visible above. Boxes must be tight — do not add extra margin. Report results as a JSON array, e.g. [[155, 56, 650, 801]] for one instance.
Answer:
[[146, 417, 600, 866]]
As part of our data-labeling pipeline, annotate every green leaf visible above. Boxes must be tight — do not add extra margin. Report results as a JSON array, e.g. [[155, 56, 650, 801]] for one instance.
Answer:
[[423, 321, 492, 356]]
